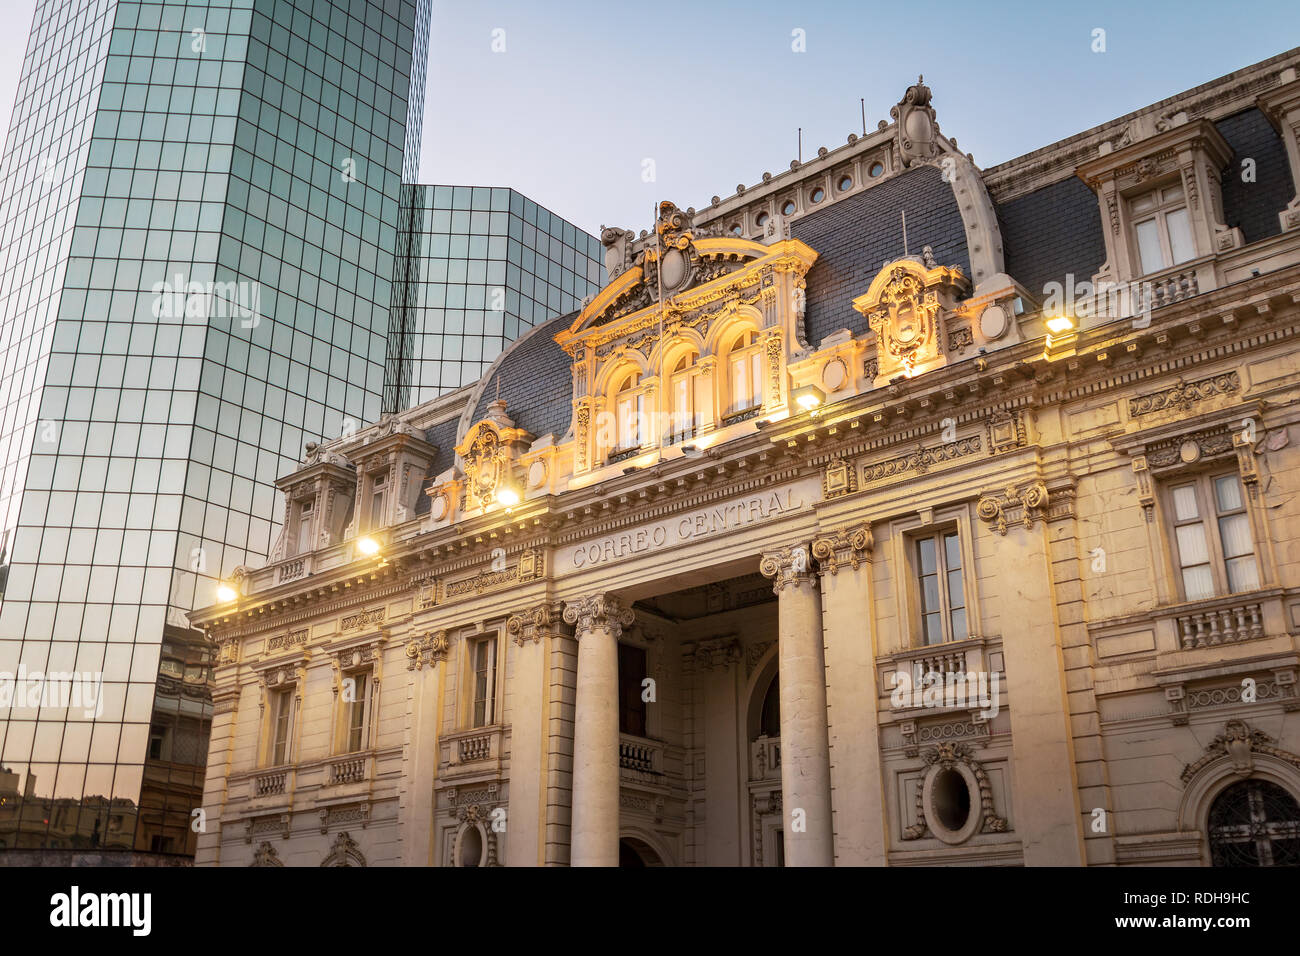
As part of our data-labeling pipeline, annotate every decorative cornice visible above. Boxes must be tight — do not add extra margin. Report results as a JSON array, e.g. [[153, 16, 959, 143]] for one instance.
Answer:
[[1180, 719, 1300, 783], [1128, 371, 1240, 418]]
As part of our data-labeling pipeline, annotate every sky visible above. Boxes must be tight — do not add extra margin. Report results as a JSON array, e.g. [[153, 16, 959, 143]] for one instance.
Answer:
[[2, 0, 1299, 238]]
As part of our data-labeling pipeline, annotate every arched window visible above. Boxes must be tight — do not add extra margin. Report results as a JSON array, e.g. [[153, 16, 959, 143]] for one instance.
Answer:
[[669, 353, 701, 442], [759, 674, 780, 738], [614, 370, 644, 453], [1207, 779, 1300, 866], [458, 824, 484, 867], [727, 330, 764, 416]]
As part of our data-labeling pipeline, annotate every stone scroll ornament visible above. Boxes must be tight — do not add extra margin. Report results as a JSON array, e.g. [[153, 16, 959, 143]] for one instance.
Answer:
[[976, 480, 1049, 536], [902, 742, 1006, 841]]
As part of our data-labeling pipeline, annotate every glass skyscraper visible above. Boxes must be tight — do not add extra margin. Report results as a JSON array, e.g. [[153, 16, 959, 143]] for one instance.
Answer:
[[0, 0, 429, 856], [385, 184, 603, 409]]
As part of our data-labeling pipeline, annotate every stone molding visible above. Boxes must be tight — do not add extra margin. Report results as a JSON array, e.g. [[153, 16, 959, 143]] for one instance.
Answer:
[[506, 601, 566, 646], [562, 592, 635, 636]]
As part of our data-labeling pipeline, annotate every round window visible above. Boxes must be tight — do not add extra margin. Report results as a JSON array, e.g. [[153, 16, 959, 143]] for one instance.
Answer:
[[781, 199, 796, 216], [809, 187, 824, 204], [869, 162, 885, 178], [730, 223, 742, 235], [755, 211, 769, 227], [837, 175, 852, 192], [921, 761, 985, 844]]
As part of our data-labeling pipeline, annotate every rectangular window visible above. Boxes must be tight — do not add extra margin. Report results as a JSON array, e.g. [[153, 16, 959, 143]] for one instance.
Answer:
[[270, 689, 293, 765], [296, 500, 314, 555], [1131, 184, 1195, 274], [369, 473, 386, 529], [470, 638, 496, 727], [1167, 472, 1259, 600], [915, 530, 967, 645], [346, 671, 369, 752], [619, 643, 648, 737], [730, 350, 764, 413]]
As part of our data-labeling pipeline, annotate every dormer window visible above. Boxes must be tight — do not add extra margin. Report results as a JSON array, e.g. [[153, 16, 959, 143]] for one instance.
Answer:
[[295, 500, 314, 556], [614, 370, 645, 453], [727, 331, 764, 415], [1131, 184, 1195, 274]]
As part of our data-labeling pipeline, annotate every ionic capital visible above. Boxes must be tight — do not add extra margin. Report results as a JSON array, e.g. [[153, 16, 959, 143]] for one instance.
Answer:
[[811, 521, 873, 576], [562, 592, 635, 638], [759, 543, 816, 594], [506, 600, 566, 646]]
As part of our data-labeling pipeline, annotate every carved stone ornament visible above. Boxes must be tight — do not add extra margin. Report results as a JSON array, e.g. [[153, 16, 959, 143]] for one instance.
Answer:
[[811, 522, 873, 576], [759, 544, 815, 593], [320, 830, 367, 867], [1180, 719, 1300, 783], [405, 630, 450, 670], [976, 480, 1050, 536], [251, 842, 284, 867], [1128, 372, 1240, 418], [822, 456, 858, 498], [902, 741, 1007, 842], [562, 593, 635, 637], [891, 75, 939, 167], [694, 636, 742, 670], [506, 601, 565, 646], [852, 257, 968, 385]]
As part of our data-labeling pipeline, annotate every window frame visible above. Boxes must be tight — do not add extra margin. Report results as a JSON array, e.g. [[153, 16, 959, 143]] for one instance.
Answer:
[[612, 369, 647, 455], [1128, 181, 1196, 275], [912, 527, 969, 646], [267, 687, 294, 767], [462, 633, 500, 729], [889, 507, 981, 654], [338, 667, 372, 754], [726, 329, 765, 416], [1161, 469, 1260, 602], [294, 498, 315, 556]]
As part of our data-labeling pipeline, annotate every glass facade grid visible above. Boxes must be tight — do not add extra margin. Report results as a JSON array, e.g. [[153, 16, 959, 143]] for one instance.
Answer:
[[386, 184, 604, 408], [0, 0, 430, 855]]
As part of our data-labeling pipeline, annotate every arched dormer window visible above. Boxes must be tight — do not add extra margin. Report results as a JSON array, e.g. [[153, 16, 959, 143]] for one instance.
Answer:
[[613, 370, 645, 454], [669, 352, 702, 443], [727, 330, 764, 417]]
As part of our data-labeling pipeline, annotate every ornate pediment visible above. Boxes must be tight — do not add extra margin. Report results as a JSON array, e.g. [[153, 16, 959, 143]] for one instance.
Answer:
[[455, 400, 533, 511], [852, 254, 968, 385]]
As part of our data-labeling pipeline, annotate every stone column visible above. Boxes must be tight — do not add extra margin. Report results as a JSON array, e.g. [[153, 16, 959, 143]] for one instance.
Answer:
[[812, 522, 887, 865], [760, 544, 833, 866], [563, 592, 634, 867], [194, 676, 239, 866], [504, 602, 563, 867], [401, 629, 448, 866]]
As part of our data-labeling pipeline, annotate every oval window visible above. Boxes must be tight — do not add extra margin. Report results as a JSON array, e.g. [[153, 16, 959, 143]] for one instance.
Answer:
[[755, 211, 769, 227], [809, 187, 824, 204], [458, 825, 483, 867], [730, 223, 742, 235], [781, 199, 796, 216], [869, 162, 885, 178], [931, 768, 971, 832], [837, 175, 852, 192]]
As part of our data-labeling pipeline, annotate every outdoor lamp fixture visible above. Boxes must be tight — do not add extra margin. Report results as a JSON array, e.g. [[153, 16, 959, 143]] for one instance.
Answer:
[[216, 583, 238, 603], [356, 536, 381, 558], [1043, 313, 1078, 359], [792, 384, 825, 412], [496, 485, 521, 512]]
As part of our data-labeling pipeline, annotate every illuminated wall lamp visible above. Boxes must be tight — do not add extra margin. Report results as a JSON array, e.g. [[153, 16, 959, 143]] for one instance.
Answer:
[[356, 536, 381, 557], [496, 485, 521, 513], [1043, 314, 1078, 358], [216, 583, 238, 603], [792, 384, 825, 412]]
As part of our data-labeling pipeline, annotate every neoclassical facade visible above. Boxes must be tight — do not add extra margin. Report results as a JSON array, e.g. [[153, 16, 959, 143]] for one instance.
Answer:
[[191, 53, 1300, 866]]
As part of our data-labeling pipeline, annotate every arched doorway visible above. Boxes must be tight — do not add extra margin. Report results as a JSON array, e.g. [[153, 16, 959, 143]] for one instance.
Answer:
[[1207, 779, 1300, 866], [618, 836, 664, 867]]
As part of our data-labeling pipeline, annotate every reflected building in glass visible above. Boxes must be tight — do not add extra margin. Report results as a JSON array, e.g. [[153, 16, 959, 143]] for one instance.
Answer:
[[0, 0, 430, 858], [385, 184, 603, 410]]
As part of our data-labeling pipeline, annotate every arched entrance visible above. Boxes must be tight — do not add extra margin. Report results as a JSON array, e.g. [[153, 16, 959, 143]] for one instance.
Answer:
[[618, 836, 665, 867]]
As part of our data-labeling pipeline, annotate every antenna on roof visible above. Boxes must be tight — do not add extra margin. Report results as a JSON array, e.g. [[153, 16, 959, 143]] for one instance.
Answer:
[[861, 98, 866, 136], [797, 127, 802, 164], [901, 210, 909, 258]]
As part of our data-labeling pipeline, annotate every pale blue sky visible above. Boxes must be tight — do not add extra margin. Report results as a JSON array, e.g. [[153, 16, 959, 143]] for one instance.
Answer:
[[2, 0, 1298, 236]]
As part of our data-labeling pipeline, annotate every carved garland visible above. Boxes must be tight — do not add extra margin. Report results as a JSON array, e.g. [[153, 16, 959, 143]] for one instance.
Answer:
[[902, 742, 1007, 841]]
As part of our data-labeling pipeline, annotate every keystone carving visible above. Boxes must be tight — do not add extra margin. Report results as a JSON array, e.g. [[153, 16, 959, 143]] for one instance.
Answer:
[[1180, 719, 1300, 783]]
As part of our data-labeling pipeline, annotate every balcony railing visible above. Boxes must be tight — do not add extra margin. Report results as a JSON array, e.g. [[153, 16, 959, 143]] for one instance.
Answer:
[[329, 755, 367, 785], [1176, 598, 1265, 649], [619, 735, 662, 775], [458, 731, 494, 764], [255, 770, 287, 797]]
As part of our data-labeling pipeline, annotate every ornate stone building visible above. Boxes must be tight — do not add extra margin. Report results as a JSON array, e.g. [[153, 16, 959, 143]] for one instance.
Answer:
[[190, 51, 1300, 866]]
